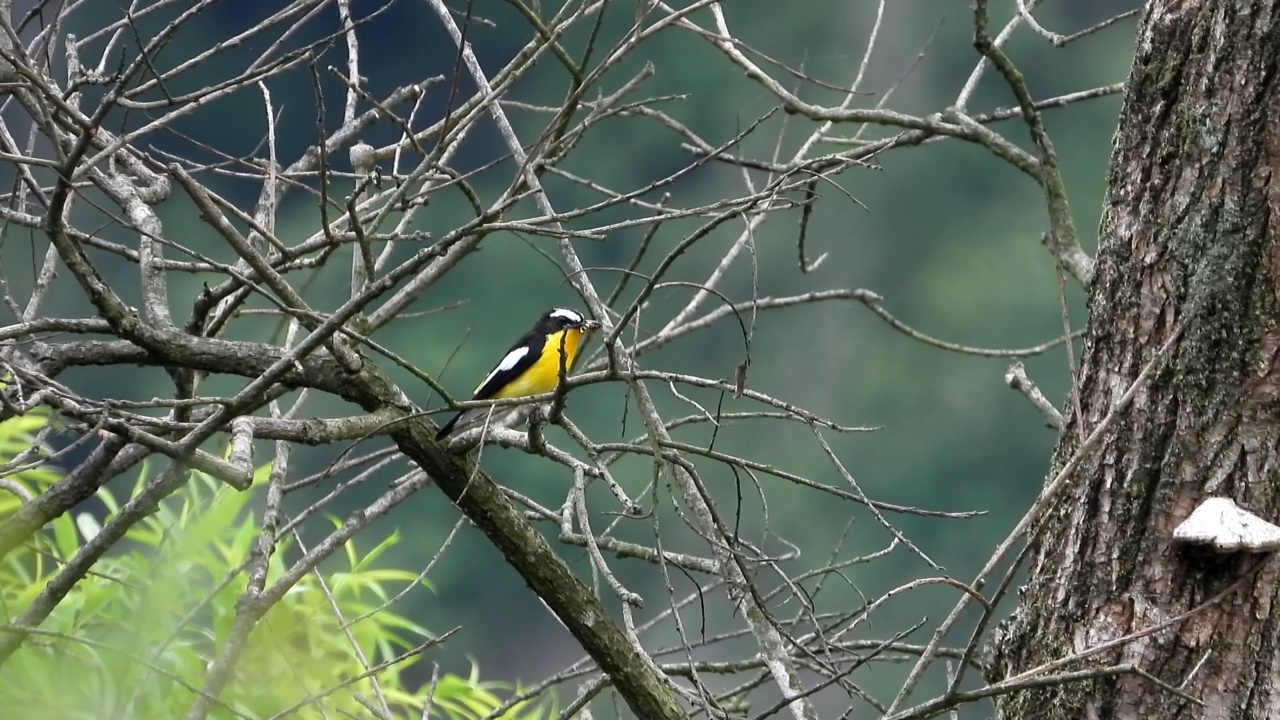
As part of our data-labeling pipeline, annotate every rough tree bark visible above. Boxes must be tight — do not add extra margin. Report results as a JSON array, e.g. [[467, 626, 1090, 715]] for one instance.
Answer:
[[990, 2, 1280, 718]]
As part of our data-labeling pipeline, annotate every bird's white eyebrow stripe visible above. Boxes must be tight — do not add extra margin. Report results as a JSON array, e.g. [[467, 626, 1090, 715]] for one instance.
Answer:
[[549, 308, 583, 323], [476, 346, 529, 392]]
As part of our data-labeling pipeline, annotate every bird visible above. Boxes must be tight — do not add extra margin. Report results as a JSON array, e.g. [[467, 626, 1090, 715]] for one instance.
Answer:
[[435, 307, 600, 440]]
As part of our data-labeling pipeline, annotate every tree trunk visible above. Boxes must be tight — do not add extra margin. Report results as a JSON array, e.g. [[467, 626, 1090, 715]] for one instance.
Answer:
[[990, 2, 1280, 718]]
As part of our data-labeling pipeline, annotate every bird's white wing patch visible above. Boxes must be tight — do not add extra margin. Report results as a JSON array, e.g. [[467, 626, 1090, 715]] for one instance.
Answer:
[[476, 346, 529, 393], [549, 308, 583, 324]]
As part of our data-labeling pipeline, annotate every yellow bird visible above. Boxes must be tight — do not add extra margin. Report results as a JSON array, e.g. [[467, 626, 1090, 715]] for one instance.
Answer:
[[435, 308, 600, 439]]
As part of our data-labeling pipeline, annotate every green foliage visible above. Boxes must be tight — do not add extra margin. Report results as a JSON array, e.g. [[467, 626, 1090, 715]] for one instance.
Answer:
[[0, 421, 554, 720], [0, 411, 60, 520]]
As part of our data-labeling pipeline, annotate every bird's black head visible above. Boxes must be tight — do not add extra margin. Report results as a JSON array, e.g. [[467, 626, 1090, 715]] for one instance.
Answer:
[[535, 307, 599, 334]]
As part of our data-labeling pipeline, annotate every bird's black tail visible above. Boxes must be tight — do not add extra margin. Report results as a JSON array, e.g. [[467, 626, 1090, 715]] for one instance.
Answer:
[[435, 410, 465, 440]]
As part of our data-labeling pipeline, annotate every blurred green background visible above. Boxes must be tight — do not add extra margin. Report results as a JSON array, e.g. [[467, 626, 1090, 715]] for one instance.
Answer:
[[9, 0, 1138, 715]]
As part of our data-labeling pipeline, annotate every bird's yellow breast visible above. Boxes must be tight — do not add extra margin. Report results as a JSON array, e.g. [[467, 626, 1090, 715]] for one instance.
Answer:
[[490, 328, 585, 399]]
